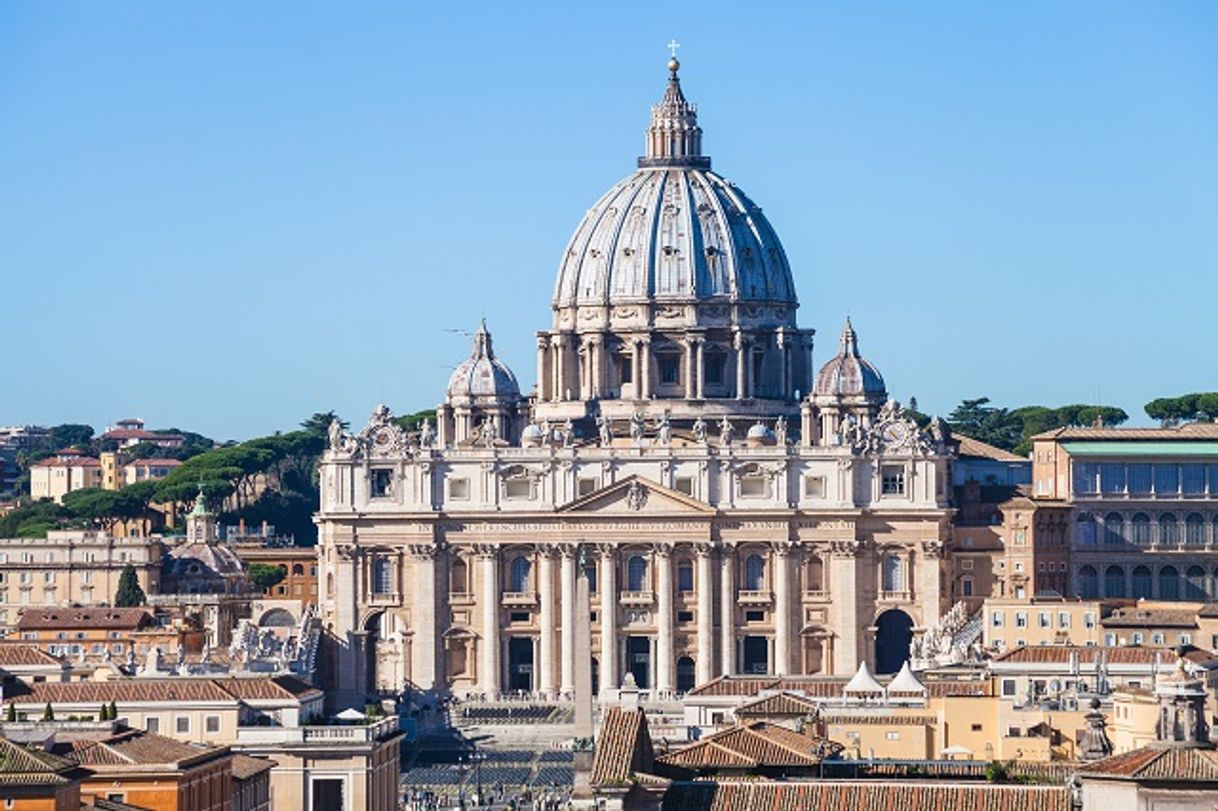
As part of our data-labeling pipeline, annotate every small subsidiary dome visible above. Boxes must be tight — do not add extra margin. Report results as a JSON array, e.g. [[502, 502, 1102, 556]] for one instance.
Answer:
[[446, 320, 520, 401], [814, 318, 886, 399]]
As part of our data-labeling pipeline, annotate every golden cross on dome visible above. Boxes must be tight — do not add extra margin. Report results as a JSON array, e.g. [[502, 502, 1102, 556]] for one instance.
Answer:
[[666, 39, 681, 58]]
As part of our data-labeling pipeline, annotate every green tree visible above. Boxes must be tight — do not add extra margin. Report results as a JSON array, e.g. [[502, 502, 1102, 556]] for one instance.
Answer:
[[394, 409, 436, 432], [5, 703, 15, 722], [248, 563, 287, 592], [47, 424, 94, 452], [107, 700, 117, 721], [1198, 393, 1218, 421], [62, 487, 152, 532], [41, 702, 54, 721], [114, 564, 146, 607], [947, 398, 1023, 451], [301, 411, 347, 436]]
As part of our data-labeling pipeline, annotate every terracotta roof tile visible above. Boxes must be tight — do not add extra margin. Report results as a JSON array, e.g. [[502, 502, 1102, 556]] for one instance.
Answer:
[[0, 736, 77, 784], [955, 434, 1028, 463], [0, 644, 63, 667], [660, 780, 1073, 811], [16, 607, 152, 632], [735, 692, 819, 718], [658, 723, 841, 770], [1032, 423, 1218, 441], [69, 729, 224, 768], [992, 645, 1218, 666], [11, 678, 240, 704], [232, 753, 276, 780], [591, 707, 654, 786], [1078, 746, 1218, 782]]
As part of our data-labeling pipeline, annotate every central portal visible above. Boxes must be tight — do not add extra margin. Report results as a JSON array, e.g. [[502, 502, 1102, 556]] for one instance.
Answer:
[[626, 636, 651, 689], [507, 637, 534, 693]]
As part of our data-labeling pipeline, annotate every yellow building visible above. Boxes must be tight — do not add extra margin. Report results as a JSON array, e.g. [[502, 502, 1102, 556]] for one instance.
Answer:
[[28, 450, 102, 504]]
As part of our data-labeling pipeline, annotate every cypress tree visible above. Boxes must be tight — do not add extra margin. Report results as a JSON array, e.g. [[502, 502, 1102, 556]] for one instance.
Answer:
[[42, 702, 54, 721], [114, 564, 146, 607]]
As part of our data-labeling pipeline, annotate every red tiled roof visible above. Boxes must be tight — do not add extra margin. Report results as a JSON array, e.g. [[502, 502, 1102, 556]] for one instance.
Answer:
[[1078, 745, 1218, 782], [16, 607, 152, 632], [956, 434, 1027, 462], [232, 753, 276, 780], [0, 644, 63, 667], [735, 692, 819, 718], [211, 675, 323, 701], [124, 459, 183, 469], [1033, 423, 1218, 441], [69, 729, 224, 768], [6, 676, 317, 705], [661, 781, 1074, 811], [590, 707, 653, 787], [1101, 608, 1198, 629], [32, 456, 101, 468], [992, 645, 1218, 667], [0, 736, 78, 786], [657, 722, 842, 770]]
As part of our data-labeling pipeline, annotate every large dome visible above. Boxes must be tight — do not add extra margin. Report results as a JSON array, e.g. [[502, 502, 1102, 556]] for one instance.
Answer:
[[553, 168, 795, 308], [552, 60, 796, 312]]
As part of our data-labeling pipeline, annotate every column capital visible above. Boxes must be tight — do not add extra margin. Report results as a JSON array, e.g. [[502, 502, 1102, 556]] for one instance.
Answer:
[[335, 543, 359, 561], [652, 542, 675, 558], [557, 543, 579, 560], [769, 540, 799, 558], [921, 539, 946, 559], [828, 539, 863, 559], [536, 334, 551, 349], [693, 542, 717, 558], [596, 543, 618, 560], [472, 543, 499, 559], [407, 543, 445, 561]]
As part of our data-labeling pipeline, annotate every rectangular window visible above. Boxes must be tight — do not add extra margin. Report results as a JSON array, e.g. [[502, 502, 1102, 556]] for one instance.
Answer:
[[971, 723, 983, 732], [176, 716, 190, 734], [677, 565, 694, 592], [962, 578, 973, 597], [1058, 612, 1070, 628], [145, 717, 160, 733], [449, 478, 470, 499], [205, 715, 221, 734], [659, 355, 680, 385], [1002, 679, 1017, 697], [744, 610, 765, 622], [618, 354, 633, 384], [1154, 464, 1179, 495], [991, 611, 1004, 628], [1015, 612, 1028, 628], [1100, 463, 1125, 494], [370, 469, 393, 498], [1073, 462, 1099, 495], [577, 478, 599, 497], [1084, 613, 1096, 629], [1181, 633, 1192, 646], [803, 476, 826, 498], [674, 477, 694, 496], [1182, 464, 1206, 495], [1151, 633, 1164, 645], [704, 351, 725, 385], [961, 559, 973, 571], [504, 479, 532, 499], [677, 610, 694, 623], [739, 476, 767, 498], [881, 466, 906, 496], [1104, 632, 1117, 646], [1039, 612, 1050, 628], [509, 611, 530, 623], [1127, 463, 1152, 494], [1132, 632, 1144, 645]]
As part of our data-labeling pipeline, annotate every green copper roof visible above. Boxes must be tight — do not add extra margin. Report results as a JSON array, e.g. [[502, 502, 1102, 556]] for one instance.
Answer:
[[1063, 441, 1218, 457]]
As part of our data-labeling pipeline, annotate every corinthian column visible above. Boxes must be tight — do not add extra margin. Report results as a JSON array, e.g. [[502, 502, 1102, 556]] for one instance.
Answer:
[[695, 544, 716, 685], [598, 545, 618, 697], [655, 544, 674, 694], [772, 542, 793, 676], [478, 546, 500, 695], [538, 548, 556, 697], [720, 544, 736, 674], [734, 332, 747, 400], [560, 545, 577, 697]]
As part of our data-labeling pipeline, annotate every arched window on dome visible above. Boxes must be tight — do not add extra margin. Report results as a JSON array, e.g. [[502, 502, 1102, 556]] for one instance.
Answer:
[[744, 554, 765, 591], [509, 556, 531, 593], [626, 555, 647, 592]]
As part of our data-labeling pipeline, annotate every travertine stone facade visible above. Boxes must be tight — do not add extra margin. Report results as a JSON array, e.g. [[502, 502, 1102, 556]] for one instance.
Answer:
[[315, 59, 955, 710]]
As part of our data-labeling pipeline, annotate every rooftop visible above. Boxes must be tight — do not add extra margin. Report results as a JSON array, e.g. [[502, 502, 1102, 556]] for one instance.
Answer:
[[661, 780, 1073, 811], [1078, 745, 1218, 782], [955, 434, 1028, 463], [658, 722, 841, 770], [15, 607, 152, 632]]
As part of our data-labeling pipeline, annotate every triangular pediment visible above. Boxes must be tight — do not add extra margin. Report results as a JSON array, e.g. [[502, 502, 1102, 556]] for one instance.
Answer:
[[557, 475, 714, 515]]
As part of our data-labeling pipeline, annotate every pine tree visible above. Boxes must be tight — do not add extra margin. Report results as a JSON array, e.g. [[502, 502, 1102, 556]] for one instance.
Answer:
[[5, 703, 15, 722], [42, 702, 54, 721], [114, 564, 146, 607], [107, 700, 118, 721], [99, 703, 110, 721]]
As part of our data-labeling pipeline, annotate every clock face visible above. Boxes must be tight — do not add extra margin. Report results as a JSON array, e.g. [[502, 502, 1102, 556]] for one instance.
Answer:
[[881, 422, 909, 446]]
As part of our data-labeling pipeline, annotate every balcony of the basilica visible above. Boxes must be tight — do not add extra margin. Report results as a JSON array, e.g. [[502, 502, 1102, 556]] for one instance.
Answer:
[[620, 590, 655, 606], [502, 591, 538, 607], [738, 589, 774, 606]]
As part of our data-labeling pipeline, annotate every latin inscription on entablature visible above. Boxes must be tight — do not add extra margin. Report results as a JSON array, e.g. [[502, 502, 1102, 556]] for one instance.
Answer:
[[716, 519, 793, 542], [794, 518, 857, 541]]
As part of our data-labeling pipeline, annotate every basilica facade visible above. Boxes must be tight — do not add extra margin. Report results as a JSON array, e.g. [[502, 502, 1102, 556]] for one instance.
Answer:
[[316, 57, 955, 710]]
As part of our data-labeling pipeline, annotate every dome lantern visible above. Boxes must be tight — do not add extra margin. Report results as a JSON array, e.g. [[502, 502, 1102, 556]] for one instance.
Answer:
[[640, 56, 707, 169]]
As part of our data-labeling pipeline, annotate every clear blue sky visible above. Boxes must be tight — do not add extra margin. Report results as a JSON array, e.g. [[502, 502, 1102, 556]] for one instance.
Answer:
[[2, 2, 1215, 441]]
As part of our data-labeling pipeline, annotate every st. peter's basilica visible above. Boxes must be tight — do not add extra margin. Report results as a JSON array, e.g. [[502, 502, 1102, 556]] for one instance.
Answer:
[[316, 56, 954, 709]]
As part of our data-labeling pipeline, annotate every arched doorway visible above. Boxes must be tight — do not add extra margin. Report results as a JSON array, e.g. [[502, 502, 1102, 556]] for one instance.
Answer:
[[676, 657, 696, 693], [874, 609, 914, 675]]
